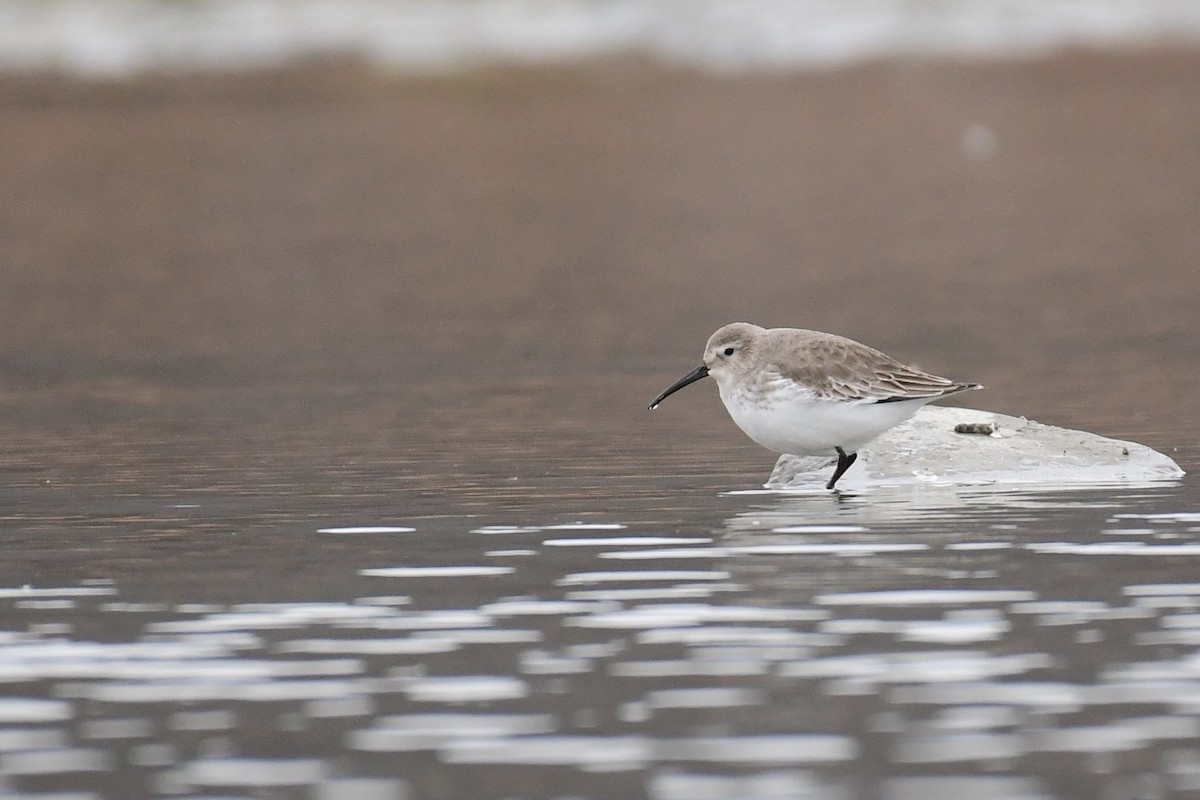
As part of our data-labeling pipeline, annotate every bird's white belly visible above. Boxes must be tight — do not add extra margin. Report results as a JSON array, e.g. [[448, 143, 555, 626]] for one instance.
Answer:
[[718, 382, 926, 456]]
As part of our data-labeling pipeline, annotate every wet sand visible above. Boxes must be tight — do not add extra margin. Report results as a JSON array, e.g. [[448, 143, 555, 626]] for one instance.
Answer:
[[0, 48, 1196, 428]]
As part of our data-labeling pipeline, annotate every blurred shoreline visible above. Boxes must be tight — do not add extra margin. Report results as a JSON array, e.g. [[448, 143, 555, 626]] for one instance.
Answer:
[[2, 0, 1200, 78]]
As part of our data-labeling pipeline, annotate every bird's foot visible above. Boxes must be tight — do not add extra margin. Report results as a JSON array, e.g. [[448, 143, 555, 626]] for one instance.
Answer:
[[826, 447, 858, 490]]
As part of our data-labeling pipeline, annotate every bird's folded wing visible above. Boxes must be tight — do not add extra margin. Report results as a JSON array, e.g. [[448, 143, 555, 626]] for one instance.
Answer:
[[774, 337, 976, 403]]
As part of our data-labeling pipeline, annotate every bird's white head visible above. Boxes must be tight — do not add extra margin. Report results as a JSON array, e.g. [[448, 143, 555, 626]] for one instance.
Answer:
[[647, 322, 765, 410], [701, 322, 765, 386]]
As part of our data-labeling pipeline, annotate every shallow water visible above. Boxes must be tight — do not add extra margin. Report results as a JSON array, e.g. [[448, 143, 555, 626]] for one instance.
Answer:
[[0, 376, 1197, 800]]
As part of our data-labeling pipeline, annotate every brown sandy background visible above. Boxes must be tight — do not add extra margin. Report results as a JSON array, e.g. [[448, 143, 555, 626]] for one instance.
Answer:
[[0, 48, 1196, 431]]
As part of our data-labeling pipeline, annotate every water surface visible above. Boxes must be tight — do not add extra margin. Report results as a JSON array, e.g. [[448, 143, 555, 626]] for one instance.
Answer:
[[0, 375, 1196, 800]]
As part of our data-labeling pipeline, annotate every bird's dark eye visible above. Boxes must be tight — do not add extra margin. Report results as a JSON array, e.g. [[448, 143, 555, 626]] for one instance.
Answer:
[[723, 347, 735, 356]]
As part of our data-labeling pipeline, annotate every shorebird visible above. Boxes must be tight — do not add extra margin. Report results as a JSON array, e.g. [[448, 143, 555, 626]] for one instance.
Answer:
[[649, 323, 981, 489]]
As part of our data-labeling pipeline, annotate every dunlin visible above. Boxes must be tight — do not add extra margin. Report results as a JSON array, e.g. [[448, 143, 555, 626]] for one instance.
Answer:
[[649, 323, 982, 489]]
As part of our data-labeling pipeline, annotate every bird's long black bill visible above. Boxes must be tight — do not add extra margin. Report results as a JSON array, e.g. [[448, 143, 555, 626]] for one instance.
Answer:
[[648, 364, 709, 410]]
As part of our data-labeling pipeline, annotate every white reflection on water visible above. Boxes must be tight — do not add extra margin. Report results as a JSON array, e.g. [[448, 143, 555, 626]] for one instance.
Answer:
[[544, 536, 712, 546], [1027, 541, 1200, 555], [475, 522, 628, 534], [1126, 583, 1200, 596], [279, 638, 459, 655], [0, 698, 73, 722], [318, 526, 416, 534], [652, 769, 852, 800], [655, 734, 857, 763], [2, 747, 110, 775], [601, 543, 928, 558], [359, 565, 515, 577], [814, 589, 1036, 605], [401, 675, 528, 703], [181, 756, 328, 787], [351, 712, 556, 752], [0, 482, 1197, 798], [780, 651, 1052, 683], [0, 586, 115, 599], [557, 570, 733, 584], [570, 603, 825, 632], [645, 686, 763, 709]]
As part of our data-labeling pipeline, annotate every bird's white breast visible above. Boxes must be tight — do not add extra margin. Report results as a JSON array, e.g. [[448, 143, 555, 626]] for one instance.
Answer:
[[715, 374, 927, 456]]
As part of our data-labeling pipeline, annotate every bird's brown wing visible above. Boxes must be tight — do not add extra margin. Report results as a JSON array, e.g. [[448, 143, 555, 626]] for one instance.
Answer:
[[772, 331, 979, 403]]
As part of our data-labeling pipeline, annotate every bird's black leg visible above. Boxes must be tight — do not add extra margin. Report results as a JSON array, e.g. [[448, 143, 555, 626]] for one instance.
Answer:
[[826, 447, 858, 490]]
